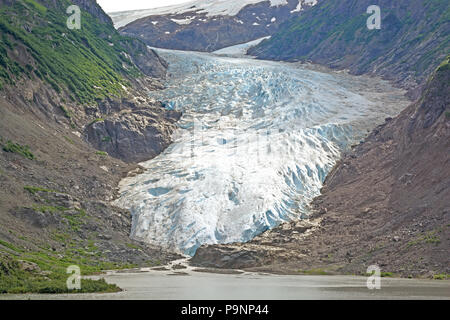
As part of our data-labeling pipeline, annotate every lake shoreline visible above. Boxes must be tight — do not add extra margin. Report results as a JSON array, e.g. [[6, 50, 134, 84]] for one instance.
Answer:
[[2, 267, 448, 300]]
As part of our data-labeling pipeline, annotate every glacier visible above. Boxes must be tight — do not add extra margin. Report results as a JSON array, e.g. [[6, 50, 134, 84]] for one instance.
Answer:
[[114, 49, 409, 256], [213, 36, 271, 57]]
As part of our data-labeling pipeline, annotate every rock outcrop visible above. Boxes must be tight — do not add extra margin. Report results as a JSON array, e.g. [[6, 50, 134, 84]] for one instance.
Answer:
[[85, 102, 181, 163], [120, 39, 169, 79], [191, 219, 321, 269]]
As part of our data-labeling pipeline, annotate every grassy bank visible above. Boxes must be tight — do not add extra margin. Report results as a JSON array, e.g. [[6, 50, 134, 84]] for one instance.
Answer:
[[0, 258, 119, 294], [0, 0, 141, 103], [0, 241, 129, 294]]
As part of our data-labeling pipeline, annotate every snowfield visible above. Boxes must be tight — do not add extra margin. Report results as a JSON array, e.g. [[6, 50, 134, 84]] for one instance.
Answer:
[[110, 0, 318, 28]]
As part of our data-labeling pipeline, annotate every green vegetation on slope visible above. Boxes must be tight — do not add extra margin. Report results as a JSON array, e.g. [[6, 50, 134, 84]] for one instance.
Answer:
[[24, 185, 58, 195], [0, 250, 120, 294], [249, 0, 450, 87], [0, 0, 143, 104], [436, 55, 450, 74], [2, 140, 35, 160]]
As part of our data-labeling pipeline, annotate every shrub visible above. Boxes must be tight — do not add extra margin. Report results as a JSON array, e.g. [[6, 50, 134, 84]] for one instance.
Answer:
[[433, 274, 449, 280], [380, 272, 394, 277], [64, 136, 75, 144], [24, 185, 57, 195], [298, 268, 330, 275], [2, 140, 35, 160], [60, 105, 71, 119], [89, 118, 105, 126]]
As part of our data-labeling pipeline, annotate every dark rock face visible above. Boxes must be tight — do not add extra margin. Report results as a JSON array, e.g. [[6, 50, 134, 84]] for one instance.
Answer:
[[120, 39, 169, 79], [249, 0, 449, 92], [13, 207, 60, 229], [191, 220, 318, 269], [191, 57, 450, 277], [115, 0, 317, 52], [71, 0, 113, 25], [85, 104, 181, 163]]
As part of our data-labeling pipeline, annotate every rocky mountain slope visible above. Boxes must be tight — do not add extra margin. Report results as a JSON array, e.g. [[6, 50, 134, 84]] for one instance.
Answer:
[[248, 0, 449, 95], [0, 0, 182, 293], [191, 56, 450, 278], [112, 0, 318, 52]]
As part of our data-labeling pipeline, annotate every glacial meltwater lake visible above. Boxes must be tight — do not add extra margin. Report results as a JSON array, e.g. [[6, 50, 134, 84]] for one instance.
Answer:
[[3, 266, 449, 300], [113, 48, 410, 256]]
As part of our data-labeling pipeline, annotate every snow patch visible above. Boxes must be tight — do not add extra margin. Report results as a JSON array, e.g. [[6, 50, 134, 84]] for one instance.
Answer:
[[212, 36, 271, 56], [291, 0, 317, 13], [171, 17, 195, 25], [110, 0, 296, 28]]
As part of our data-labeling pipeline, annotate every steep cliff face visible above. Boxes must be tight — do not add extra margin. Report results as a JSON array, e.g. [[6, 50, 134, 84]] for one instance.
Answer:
[[248, 0, 449, 94], [112, 0, 318, 52], [85, 102, 181, 163], [191, 57, 450, 278], [71, 0, 113, 24], [0, 0, 182, 293]]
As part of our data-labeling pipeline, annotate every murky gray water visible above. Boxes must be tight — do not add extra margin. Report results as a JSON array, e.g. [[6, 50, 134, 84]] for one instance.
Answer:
[[2, 268, 449, 300]]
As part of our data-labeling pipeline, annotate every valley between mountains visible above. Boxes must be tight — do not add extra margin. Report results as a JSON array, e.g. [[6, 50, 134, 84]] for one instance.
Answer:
[[0, 0, 448, 295]]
